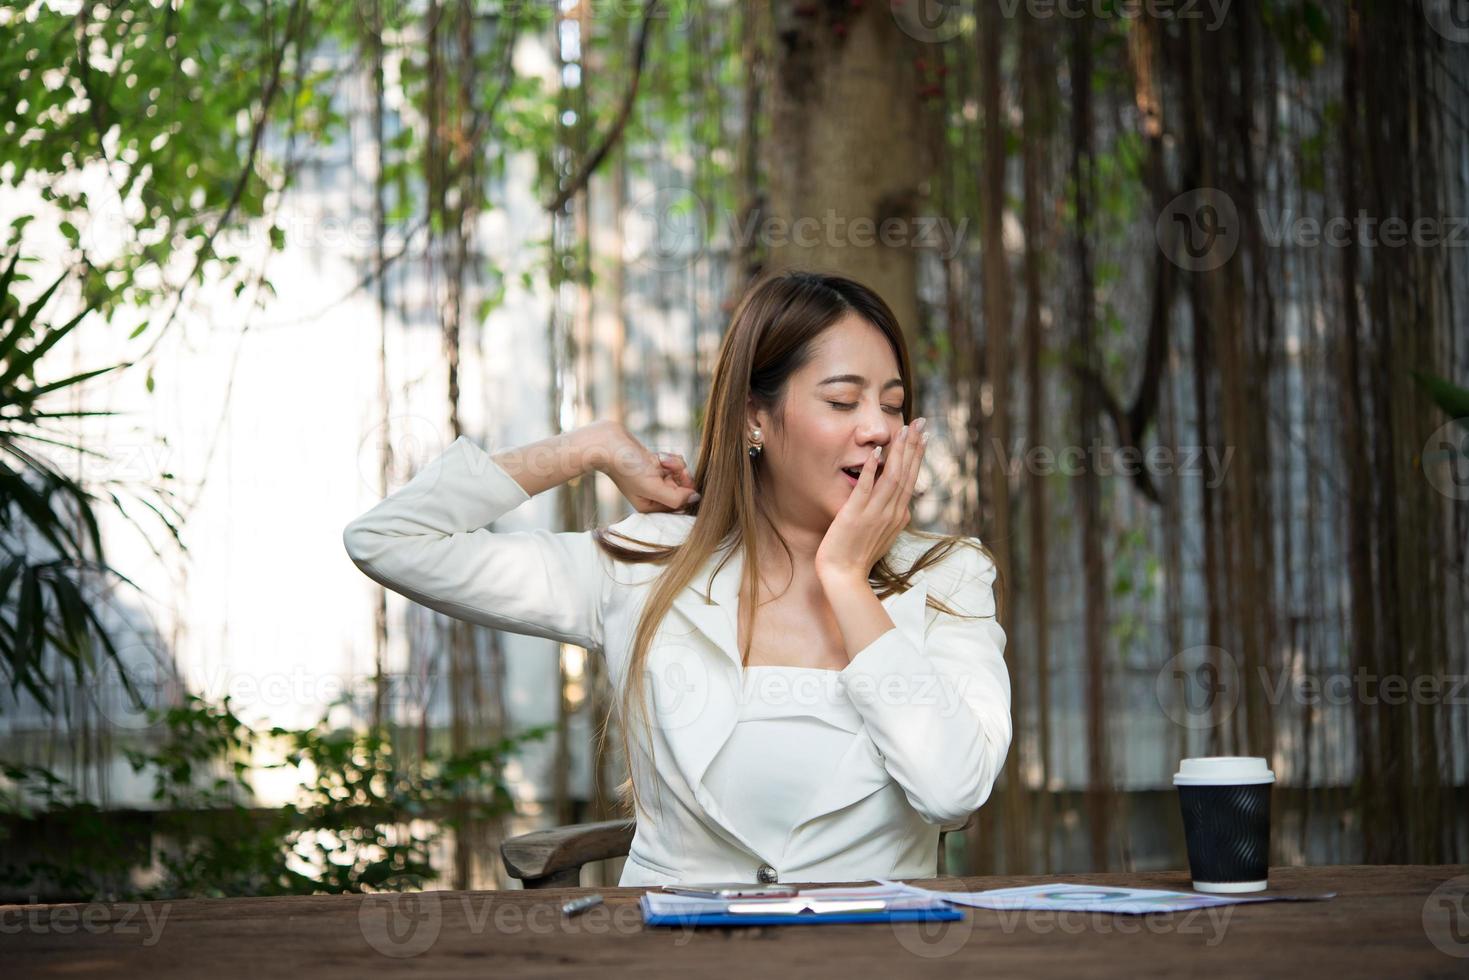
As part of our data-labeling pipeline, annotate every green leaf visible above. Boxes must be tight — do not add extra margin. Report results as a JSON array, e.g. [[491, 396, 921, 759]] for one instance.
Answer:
[[1411, 370, 1469, 428]]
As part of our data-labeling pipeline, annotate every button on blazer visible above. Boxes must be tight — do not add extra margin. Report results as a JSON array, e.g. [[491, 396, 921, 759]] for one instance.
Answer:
[[342, 434, 1012, 886]]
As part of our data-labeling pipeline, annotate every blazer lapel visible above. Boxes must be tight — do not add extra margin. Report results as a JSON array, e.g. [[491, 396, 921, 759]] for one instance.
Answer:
[[657, 538, 932, 864], [657, 541, 757, 857], [666, 540, 744, 674]]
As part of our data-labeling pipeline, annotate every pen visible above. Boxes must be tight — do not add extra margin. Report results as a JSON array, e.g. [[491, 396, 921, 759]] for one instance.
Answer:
[[562, 894, 604, 917]]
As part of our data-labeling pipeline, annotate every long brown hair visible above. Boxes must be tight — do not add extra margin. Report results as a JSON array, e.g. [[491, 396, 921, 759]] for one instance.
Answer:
[[589, 269, 1001, 823]]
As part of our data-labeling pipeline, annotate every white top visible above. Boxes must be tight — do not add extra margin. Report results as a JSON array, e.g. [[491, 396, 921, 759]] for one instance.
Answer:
[[701, 665, 864, 865]]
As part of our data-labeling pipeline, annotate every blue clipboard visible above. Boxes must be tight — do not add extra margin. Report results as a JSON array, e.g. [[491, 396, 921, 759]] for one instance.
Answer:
[[639, 894, 965, 927]]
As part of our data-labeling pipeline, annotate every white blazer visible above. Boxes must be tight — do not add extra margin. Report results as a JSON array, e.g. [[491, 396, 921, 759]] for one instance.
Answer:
[[342, 434, 1012, 886]]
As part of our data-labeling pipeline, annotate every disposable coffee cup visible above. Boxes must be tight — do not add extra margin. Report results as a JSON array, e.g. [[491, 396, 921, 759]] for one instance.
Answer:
[[1173, 756, 1274, 893]]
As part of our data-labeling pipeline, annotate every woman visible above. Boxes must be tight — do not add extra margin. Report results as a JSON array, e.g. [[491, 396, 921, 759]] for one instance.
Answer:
[[343, 270, 1011, 886]]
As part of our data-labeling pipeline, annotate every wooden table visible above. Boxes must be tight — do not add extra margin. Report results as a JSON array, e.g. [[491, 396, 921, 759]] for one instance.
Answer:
[[7, 865, 1468, 978]]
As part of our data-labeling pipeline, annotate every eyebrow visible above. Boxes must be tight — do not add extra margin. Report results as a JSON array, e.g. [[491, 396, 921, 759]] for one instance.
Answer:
[[817, 374, 905, 391]]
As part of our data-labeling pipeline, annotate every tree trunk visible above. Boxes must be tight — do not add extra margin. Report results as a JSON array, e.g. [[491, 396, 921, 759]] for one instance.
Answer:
[[763, 1, 933, 336]]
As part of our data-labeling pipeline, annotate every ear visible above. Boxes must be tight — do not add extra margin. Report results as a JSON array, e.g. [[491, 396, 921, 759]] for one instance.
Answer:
[[745, 396, 765, 433]]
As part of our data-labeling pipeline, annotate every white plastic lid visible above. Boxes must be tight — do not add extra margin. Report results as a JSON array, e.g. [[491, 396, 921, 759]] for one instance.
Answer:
[[1173, 756, 1275, 786]]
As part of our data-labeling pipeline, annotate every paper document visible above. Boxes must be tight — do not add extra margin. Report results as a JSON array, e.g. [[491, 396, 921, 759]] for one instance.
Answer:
[[873, 879, 1337, 915], [642, 882, 952, 918]]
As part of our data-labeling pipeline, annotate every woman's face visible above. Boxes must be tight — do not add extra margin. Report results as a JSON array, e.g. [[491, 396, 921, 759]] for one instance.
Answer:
[[749, 313, 907, 527]]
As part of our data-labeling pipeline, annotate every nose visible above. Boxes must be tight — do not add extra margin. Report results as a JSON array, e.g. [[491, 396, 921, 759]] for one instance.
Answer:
[[857, 411, 894, 449]]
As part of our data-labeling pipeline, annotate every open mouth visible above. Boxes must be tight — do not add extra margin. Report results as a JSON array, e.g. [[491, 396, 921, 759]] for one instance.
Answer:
[[840, 464, 883, 485]]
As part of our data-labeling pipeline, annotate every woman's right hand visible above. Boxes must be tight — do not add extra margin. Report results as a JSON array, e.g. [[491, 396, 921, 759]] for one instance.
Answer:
[[599, 424, 701, 514]]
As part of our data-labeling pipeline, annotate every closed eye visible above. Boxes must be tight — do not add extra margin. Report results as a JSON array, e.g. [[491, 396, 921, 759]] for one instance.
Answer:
[[829, 402, 903, 415]]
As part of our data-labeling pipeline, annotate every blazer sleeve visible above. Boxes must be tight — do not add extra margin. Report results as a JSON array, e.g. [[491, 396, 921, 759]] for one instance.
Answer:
[[835, 540, 1012, 827], [342, 433, 612, 653]]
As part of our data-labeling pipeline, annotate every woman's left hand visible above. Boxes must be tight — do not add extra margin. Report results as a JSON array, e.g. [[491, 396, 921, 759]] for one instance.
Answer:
[[814, 417, 928, 584]]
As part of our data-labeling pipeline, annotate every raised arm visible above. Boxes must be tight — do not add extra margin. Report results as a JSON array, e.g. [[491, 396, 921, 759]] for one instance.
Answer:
[[483, 419, 625, 499], [342, 422, 626, 652], [343, 423, 614, 652]]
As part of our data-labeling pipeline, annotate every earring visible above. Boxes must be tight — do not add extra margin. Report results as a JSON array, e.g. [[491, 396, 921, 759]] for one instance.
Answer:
[[748, 427, 763, 459]]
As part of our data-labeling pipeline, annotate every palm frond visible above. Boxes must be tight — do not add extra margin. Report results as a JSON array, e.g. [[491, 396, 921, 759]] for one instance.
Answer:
[[0, 243, 165, 714]]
